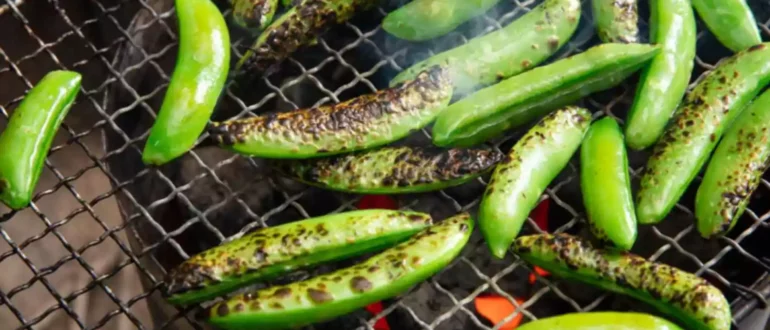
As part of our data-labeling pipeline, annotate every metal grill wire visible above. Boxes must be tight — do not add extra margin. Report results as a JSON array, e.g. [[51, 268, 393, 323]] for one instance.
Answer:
[[2, 0, 770, 329]]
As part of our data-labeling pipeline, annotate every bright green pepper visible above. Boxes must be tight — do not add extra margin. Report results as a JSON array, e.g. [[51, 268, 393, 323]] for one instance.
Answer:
[[382, 0, 502, 42], [479, 106, 591, 259], [432, 43, 659, 147], [591, 0, 639, 43], [636, 43, 770, 225], [695, 89, 770, 238], [165, 209, 432, 305], [580, 117, 636, 251], [142, 0, 229, 166], [624, 0, 696, 150], [691, 0, 761, 52], [513, 234, 731, 330], [206, 212, 473, 330], [389, 0, 581, 96], [0, 71, 81, 210], [517, 312, 683, 330], [230, 0, 279, 31]]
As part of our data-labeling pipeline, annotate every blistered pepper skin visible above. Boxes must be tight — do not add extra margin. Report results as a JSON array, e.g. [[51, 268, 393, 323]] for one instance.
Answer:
[[591, 0, 639, 43], [206, 213, 473, 330], [0, 71, 81, 210], [165, 209, 432, 305], [513, 234, 731, 330], [272, 146, 503, 194], [479, 107, 591, 259], [142, 0, 230, 166], [382, 0, 502, 42], [389, 0, 581, 96], [696, 89, 770, 238], [432, 43, 659, 147], [624, 0, 696, 150], [692, 0, 761, 53], [517, 312, 683, 330], [636, 43, 770, 225], [581, 117, 637, 250], [231, 0, 279, 31], [209, 66, 452, 159]]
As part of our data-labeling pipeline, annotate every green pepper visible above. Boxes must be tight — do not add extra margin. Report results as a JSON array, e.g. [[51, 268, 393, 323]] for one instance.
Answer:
[[432, 43, 659, 147], [165, 209, 432, 305], [624, 0, 696, 150], [580, 117, 636, 251], [636, 43, 770, 225], [208, 66, 452, 159], [382, 0, 502, 42], [479, 106, 590, 259], [591, 0, 639, 43], [692, 0, 761, 52], [513, 234, 731, 330], [389, 0, 581, 96], [142, 0, 230, 166], [271, 146, 503, 194], [230, 0, 279, 31], [206, 212, 473, 330], [695, 89, 770, 238], [0, 71, 81, 210], [237, 0, 378, 74], [517, 312, 683, 330]]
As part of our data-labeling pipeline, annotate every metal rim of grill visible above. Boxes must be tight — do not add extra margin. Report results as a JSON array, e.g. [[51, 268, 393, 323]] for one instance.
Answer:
[[2, 0, 770, 329]]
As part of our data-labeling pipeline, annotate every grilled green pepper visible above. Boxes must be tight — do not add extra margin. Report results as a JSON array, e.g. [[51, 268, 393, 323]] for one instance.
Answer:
[[624, 0, 696, 150], [382, 0, 502, 42], [165, 209, 432, 305], [695, 89, 770, 238], [517, 312, 683, 330], [208, 66, 452, 159], [389, 0, 581, 96], [692, 0, 761, 52], [206, 212, 473, 330], [591, 0, 639, 43], [479, 107, 590, 259], [513, 233, 731, 330], [636, 43, 770, 225], [237, 0, 378, 74], [142, 0, 230, 166], [231, 0, 279, 31], [271, 146, 503, 194], [0, 71, 81, 210], [581, 117, 636, 250], [433, 43, 659, 147]]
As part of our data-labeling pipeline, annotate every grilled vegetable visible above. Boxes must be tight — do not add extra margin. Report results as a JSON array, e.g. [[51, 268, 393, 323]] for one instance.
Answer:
[[433, 43, 659, 147], [517, 312, 683, 330], [581, 117, 636, 250], [624, 0, 696, 150], [692, 0, 761, 52], [479, 107, 590, 259], [272, 146, 503, 194], [389, 0, 581, 95], [696, 89, 770, 238], [0, 71, 81, 210], [237, 0, 378, 74], [513, 233, 731, 330], [208, 66, 452, 159], [165, 209, 432, 305], [591, 0, 639, 43], [206, 212, 473, 330], [382, 0, 502, 41], [636, 43, 770, 225], [142, 0, 230, 166], [231, 0, 279, 31]]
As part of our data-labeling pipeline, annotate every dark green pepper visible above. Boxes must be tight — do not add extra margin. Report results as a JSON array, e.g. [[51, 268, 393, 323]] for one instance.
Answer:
[[517, 312, 683, 330], [142, 0, 230, 166], [513, 233, 731, 330], [231, 0, 279, 31], [591, 0, 639, 43], [271, 146, 503, 194], [692, 0, 761, 52], [206, 212, 473, 330], [382, 0, 502, 41], [165, 209, 432, 305], [0, 71, 81, 210]]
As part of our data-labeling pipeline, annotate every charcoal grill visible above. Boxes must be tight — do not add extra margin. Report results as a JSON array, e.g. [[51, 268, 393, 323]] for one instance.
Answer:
[[2, 0, 770, 329]]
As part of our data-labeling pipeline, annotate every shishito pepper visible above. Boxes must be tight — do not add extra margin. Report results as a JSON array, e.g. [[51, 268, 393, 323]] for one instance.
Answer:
[[591, 0, 639, 44], [691, 0, 761, 53], [0, 71, 81, 210], [230, 0, 279, 31], [382, 0, 503, 41], [517, 312, 683, 330]]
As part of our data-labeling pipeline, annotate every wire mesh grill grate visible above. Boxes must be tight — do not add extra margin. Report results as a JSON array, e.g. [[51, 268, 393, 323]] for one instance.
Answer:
[[2, 0, 770, 329]]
